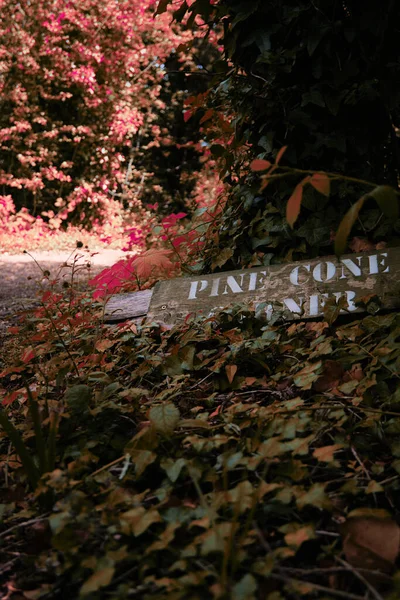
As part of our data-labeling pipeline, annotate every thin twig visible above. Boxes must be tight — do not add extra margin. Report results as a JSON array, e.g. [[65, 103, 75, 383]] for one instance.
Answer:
[[0, 514, 50, 540], [335, 556, 385, 600], [269, 572, 367, 600]]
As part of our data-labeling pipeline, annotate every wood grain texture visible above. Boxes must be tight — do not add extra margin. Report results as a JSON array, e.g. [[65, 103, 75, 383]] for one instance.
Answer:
[[104, 289, 152, 321], [104, 248, 400, 325], [147, 248, 400, 325]]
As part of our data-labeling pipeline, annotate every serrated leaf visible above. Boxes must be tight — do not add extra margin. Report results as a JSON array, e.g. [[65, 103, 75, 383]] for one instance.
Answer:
[[367, 185, 399, 220], [310, 172, 330, 196], [250, 159, 272, 171], [133, 249, 173, 279], [335, 196, 366, 256], [286, 183, 304, 228], [149, 402, 180, 434]]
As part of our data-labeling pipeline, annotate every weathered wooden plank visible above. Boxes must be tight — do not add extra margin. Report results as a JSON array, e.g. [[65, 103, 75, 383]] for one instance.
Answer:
[[104, 248, 400, 325], [104, 289, 153, 321], [146, 248, 400, 325]]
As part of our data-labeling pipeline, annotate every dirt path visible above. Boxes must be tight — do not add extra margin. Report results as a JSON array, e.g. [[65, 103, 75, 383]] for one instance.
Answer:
[[0, 249, 128, 333]]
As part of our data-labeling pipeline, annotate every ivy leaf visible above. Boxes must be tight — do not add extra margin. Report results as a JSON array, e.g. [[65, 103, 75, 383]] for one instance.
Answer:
[[212, 247, 233, 269], [335, 196, 366, 256], [284, 525, 315, 548], [313, 444, 344, 463], [250, 159, 272, 171], [310, 173, 330, 196], [293, 361, 323, 389], [149, 402, 180, 434], [367, 185, 399, 220], [80, 560, 115, 596], [120, 506, 162, 536], [161, 457, 186, 482]]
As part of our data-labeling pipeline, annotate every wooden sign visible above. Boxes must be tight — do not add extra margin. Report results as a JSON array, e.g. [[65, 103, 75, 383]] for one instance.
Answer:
[[104, 248, 400, 324]]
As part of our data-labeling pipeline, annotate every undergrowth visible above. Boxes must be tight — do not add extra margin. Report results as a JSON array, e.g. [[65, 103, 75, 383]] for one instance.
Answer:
[[1, 262, 400, 599]]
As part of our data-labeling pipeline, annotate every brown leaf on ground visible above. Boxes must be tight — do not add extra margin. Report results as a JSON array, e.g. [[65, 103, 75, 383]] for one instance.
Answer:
[[341, 511, 400, 573]]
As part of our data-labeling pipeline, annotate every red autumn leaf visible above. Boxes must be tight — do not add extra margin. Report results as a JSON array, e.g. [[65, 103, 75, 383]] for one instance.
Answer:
[[183, 110, 193, 122], [250, 159, 272, 172], [209, 404, 222, 419], [310, 172, 330, 196], [21, 346, 35, 363], [132, 249, 174, 279], [2, 390, 20, 406], [286, 182, 304, 228], [275, 145, 288, 165], [200, 109, 214, 124]]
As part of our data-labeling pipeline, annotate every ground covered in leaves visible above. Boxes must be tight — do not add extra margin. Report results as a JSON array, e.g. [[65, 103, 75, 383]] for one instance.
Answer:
[[1, 286, 400, 599]]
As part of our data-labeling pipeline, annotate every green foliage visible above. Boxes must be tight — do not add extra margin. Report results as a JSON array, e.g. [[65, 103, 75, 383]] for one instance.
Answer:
[[1, 275, 400, 598], [163, 0, 400, 268]]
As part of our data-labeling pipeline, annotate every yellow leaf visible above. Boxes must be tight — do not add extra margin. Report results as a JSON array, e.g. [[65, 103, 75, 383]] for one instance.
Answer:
[[285, 525, 315, 548], [80, 566, 115, 596], [313, 444, 344, 463]]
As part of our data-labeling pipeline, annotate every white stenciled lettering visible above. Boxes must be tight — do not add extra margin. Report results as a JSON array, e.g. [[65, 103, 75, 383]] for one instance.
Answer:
[[283, 297, 304, 314], [368, 252, 389, 275], [255, 270, 267, 290], [313, 261, 336, 283], [188, 280, 208, 300], [339, 256, 363, 279], [248, 271, 258, 291], [345, 290, 357, 311], [289, 264, 311, 286], [222, 274, 245, 295], [210, 278, 220, 297], [309, 293, 329, 316]]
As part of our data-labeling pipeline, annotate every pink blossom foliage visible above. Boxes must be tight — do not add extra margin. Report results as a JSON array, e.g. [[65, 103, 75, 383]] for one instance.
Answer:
[[0, 0, 194, 228]]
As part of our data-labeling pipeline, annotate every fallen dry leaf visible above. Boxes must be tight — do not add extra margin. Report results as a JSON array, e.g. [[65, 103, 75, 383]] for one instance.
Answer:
[[341, 511, 400, 573]]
